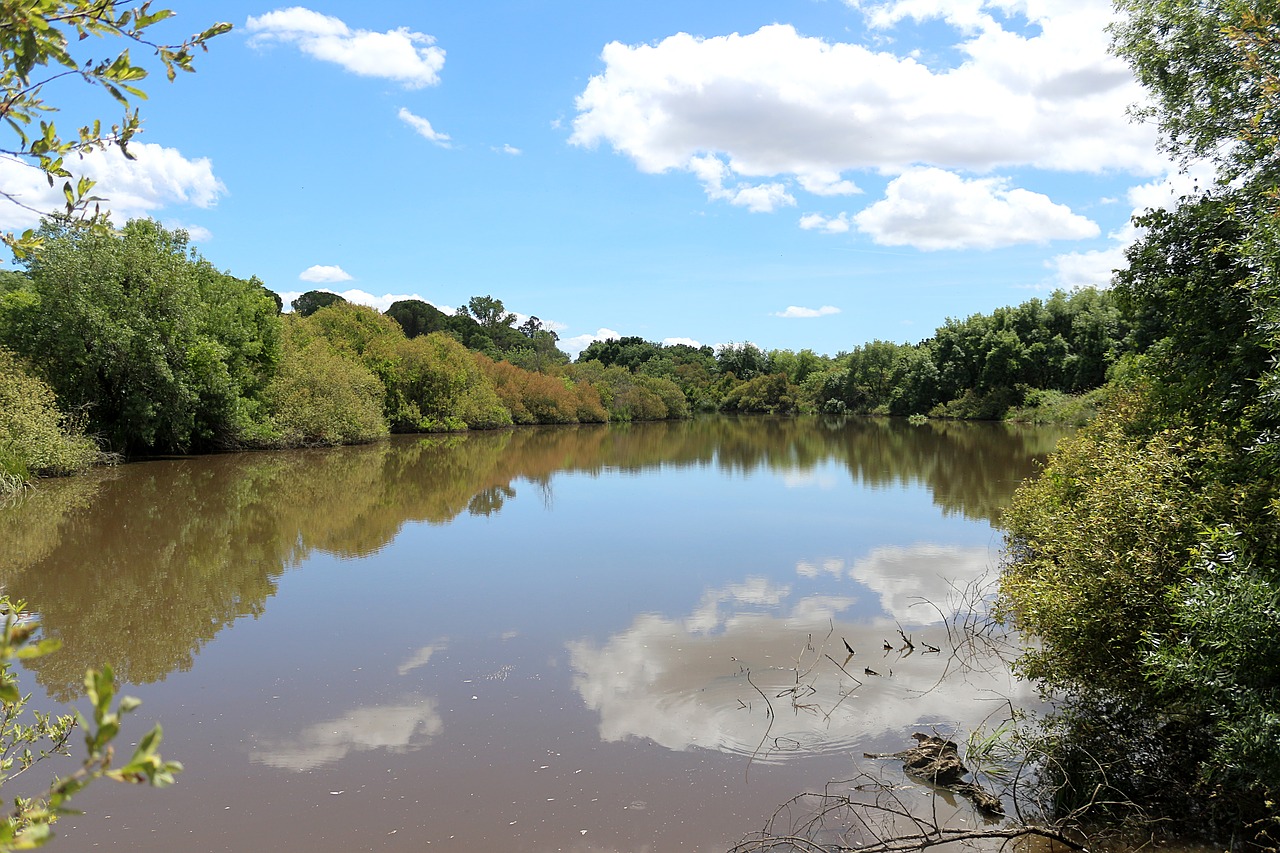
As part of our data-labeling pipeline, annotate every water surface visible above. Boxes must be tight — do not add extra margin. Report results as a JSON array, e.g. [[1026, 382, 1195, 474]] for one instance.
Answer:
[[0, 416, 1064, 851]]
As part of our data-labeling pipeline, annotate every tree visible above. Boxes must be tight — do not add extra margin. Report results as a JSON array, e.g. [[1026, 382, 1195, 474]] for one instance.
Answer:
[[999, 0, 1280, 837], [291, 289, 346, 317], [385, 299, 448, 339], [0, 2, 231, 256], [1110, 0, 1280, 187], [0, 218, 281, 453], [460, 295, 515, 331]]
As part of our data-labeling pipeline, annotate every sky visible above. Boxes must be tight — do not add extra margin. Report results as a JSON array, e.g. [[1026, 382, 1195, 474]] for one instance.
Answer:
[[0, 0, 1206, 357]]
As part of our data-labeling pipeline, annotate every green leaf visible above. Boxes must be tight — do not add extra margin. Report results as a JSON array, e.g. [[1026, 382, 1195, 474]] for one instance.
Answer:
[[14, 638, 62, 660]]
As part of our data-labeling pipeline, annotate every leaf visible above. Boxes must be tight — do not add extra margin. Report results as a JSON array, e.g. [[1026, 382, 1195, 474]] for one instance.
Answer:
[[14, 638, 62, 660]]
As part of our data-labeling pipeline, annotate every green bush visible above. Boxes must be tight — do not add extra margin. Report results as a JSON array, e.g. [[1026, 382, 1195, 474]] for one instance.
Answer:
[[263, 326, 388, 446], [0, 348, 99, 493], [999, 388, 1211, 693]]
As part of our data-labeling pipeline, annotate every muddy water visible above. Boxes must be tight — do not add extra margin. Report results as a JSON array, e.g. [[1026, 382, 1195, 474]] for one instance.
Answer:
[[0, 416, 1065, 852]]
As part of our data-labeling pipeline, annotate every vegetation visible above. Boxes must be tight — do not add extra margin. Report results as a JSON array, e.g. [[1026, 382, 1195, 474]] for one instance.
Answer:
[[0, 348, 99, 493], [999, 0, 1280, 841], [570, 289, 1128, 422], [0, 1, 230, 258]]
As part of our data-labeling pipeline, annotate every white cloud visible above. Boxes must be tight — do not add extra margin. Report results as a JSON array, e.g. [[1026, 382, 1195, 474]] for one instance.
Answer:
[[0, 142, 224, 231], [572, 11, 1160, 206], [798, 172, 862, 196], [499, 144, 522, 155], [847, 544, 996, 624], [398, 108, 451, 147], [245, 7, 445, 89], [854, 167, 1100, 250], [1044, 161, 1217, 288], [397, 643, 445, 676], [561, 327, 621, 357], [688, 154, 795, 212], [162, 221, 213, 242], [299, 264, 353, 283], [662, 336, 702, 348], [774, 305, 842, 318], [799, 212, 852, 234], [1045, 245, 1127, 289]]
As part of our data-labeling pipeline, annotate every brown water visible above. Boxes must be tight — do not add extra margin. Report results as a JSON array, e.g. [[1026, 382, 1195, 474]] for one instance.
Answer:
[[0, 416, 1065, 852]]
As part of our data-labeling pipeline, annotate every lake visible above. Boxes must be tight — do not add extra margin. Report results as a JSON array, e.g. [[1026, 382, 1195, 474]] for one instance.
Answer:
[[0, 416, 1066, 852]]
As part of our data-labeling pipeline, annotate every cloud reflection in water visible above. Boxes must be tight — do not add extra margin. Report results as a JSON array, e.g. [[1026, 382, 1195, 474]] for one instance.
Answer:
[[252, 699, 445, 771], [569, 547, 1032, 762]]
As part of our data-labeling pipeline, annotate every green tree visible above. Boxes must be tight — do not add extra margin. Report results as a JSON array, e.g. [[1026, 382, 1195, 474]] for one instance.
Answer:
[[291, 289, 346, 317], [0, 219, 280, 453], [460, 294, 515, 331], [1001, 0, 1280, 837], [0, 2, 230, 256], [385, 298, 449, 339]]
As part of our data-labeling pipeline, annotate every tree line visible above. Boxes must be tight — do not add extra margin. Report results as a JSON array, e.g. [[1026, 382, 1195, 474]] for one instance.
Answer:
[[0, 210, 1132, 498], [0, 218, 696, 492], [574, 286, 1127, 420]]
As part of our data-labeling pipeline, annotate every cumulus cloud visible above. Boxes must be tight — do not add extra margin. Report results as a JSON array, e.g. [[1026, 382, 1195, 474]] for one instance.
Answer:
[[689, 154, 795, 212], [0, 142, 224, 231], [245, 7, 445, 88], [299, 264, 353, 283], [799, 212, 852, 234], [774, 305, 841, 318], [1045, 161, 1218, 287], [398, 108, 451, 147], [560, 327, 621, 357], [662, 336, 702, 348], [162, 221, 213, 242], [499, 144, 522, 155], [568, 581, 1034, 760], [846, 544, 996, 624], [854, 167, 1100, 250], [572, 8, 1160, 213]]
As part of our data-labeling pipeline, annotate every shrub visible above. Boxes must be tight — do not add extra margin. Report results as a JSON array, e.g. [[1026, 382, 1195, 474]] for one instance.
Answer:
[[0, 348, 99, 493], [262, 326, 388, 446]]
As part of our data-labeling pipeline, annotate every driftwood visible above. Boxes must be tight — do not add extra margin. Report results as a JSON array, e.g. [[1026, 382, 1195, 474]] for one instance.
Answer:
[[864, 732, 1004, 816]]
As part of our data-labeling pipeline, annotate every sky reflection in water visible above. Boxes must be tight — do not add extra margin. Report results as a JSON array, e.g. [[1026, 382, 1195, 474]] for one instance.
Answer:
[[0, 417, 1064, 852]]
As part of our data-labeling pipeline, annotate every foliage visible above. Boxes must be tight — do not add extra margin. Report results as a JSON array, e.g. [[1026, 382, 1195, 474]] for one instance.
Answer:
[[290, 289, 345, 318], [0, 219, 281, 453], [999, 388, 1214, 693], [0, 347, 97, 493], [720, 372, 799, 414], [384, 298, 449, 339], [0, 596, 179, 849], [1110, 0, 1280, 186], [1143, 527, 1280, 801], [476, 354, 582, 425], [1001, 0, 1280, 838], [262, 318, 388, 446], [385, 332, 510, 431], [1003, 386, 1108, 427], [0, 1, 230, 257]]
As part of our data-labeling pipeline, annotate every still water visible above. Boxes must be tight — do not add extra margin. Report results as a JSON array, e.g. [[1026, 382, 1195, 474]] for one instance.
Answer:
[[1, 416, 1065, 852]]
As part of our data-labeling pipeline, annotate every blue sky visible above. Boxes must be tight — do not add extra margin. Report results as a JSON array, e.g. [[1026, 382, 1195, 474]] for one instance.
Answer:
[[1, 1, 1204, 357]]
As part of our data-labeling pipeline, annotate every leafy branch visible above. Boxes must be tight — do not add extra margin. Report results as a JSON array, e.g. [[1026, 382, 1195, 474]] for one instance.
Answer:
[[0, 1, 231, 257], [0, 597, 180, 849]]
